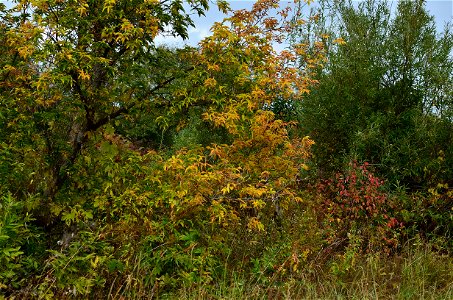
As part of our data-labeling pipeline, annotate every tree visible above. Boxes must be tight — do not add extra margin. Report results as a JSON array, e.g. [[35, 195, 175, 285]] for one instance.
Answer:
[[0, 0, 322, 296], [0, 0, 217, 218], [292, 0, 452, 189]]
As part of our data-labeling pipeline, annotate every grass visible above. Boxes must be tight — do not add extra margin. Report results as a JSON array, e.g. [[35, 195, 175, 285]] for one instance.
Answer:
[[162, 242, 452, 300]]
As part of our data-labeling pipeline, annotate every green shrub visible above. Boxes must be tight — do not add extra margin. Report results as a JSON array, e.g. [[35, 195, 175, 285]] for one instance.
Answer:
[[397, 186, 452, 250], [0, 193, 40, 294]]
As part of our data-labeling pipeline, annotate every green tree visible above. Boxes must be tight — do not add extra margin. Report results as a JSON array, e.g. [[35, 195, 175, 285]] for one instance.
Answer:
[[293, 0, 452, 189]]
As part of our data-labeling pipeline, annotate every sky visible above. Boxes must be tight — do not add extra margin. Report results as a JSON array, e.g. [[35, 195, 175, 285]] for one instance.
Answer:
[[3, 0, 452, 47], [155, 0, 453, 48]]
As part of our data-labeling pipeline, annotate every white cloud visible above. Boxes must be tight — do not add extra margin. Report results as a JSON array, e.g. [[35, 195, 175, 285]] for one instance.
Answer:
[[153, 33, 186, 47], [189, 26, 211, 41]]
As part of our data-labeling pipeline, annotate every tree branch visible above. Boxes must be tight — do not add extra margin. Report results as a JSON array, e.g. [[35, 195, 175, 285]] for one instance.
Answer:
[[92, 66, 195, 131]]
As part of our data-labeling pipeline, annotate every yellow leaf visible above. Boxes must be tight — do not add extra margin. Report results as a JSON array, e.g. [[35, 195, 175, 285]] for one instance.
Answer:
[[248, 217, 265, 231], [78, 69, 91, 80], [192, 193, 204, 206], [221, 183, 235, 194], [103, 0, 116, 13], [252, 199, 265, 209], [294, 197, 303, 203], [77, 2, 89, 16], [204, 77, 217, 88], [333, 37, 346, 45], [90, 256, 100, 268], [185, 165, 198, 173]]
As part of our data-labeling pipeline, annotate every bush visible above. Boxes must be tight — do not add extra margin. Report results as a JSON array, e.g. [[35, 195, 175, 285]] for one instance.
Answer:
[[397, 185, 452, 250], [316, 161, 403, 253], [0, 193, 41, 294]]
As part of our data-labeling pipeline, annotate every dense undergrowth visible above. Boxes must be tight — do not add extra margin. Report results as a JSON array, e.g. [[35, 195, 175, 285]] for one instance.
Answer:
[[1, 166, 451, 299]]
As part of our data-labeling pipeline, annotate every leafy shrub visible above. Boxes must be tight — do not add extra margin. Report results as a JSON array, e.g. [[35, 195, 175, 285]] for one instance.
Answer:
[[316, 161, 402, 253], [33, 228, 114, 299], [397, 184, 452, 250], [0, 193, 40, 294]]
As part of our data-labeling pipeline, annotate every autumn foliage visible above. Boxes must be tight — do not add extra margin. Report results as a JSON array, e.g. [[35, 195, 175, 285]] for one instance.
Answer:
[[0, 0, 324, 296], [316, 161, 402, 253], [0, 0, 451, 298]]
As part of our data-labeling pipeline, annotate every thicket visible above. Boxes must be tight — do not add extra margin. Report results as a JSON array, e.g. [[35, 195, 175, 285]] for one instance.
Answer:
[[0, 0, 451, 298], [292, 0, 452, 250]]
